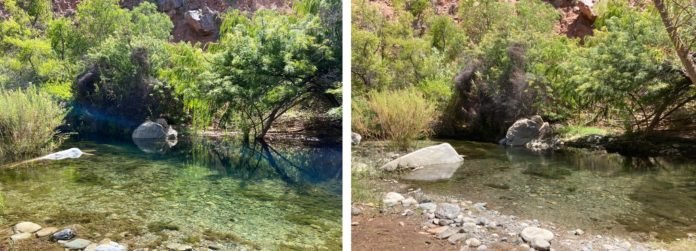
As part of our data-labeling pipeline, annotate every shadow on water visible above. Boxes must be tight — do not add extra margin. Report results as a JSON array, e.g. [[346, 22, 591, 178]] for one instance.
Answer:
[[378, 140, 696, 240]]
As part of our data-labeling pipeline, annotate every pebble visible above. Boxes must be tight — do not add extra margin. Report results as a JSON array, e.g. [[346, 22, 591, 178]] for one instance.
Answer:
[[401, 197, 418, 207], [53, 228, 76, 240], [574, 229, 584, 235], [35, 227, 58, 237], [465, 238, 481, 247], [14, 222, 42, 233], [520, 227, 554, 242], [10, 232, 33, 242], [383, 192, 405, 207], [351, 206, 363, 215], [531, 238, 550, 250], [435, 203, 461, 220], [64, 238, 92, 250]]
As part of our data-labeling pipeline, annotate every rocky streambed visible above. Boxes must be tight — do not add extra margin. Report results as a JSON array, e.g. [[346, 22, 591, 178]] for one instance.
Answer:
[[353, 190, 667, 251]]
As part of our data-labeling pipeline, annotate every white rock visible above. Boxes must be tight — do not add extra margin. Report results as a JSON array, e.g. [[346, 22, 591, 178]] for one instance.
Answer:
[[383, 192, 405, 207], [14, 222, 42, 233], [466, 238, 481, 247], [10, 232, 33, 242], [520, 227, 554, 242], [381, 143, 463, 171], [531, 238, 550, 250], [401, 197, 418, 207]]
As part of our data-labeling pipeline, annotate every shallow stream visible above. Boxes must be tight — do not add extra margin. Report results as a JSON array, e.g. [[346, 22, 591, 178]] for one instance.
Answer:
[[0, 137, 342, 250], [357, 140, 696, 241]]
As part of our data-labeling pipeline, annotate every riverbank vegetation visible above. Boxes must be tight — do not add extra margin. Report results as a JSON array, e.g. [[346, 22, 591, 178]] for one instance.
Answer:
[[352, 0, 696, 147], [0, 0, 341, 160]]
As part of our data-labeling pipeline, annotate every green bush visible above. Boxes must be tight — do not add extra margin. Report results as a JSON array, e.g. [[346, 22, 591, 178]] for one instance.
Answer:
[[0, 87, 66, 162], [355, 88, 435, 148]]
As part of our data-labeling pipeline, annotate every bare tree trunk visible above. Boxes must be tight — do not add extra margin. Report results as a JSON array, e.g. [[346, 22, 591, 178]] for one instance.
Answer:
[[654, 0, 696, 85]]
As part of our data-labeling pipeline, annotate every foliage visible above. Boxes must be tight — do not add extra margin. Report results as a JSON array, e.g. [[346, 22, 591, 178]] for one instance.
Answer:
[[0, 87, 66, 162], [355, 88, 435, 149], [206, 10, 334, 139], [556, 126, 610, 140]]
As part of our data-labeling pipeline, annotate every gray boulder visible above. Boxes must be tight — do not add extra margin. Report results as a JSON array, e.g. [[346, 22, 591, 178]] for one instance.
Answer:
[[381, 143, 463, 171], [185, 8, 217, 35], [520, 226, 554, 243], [503, 116, 553, 148], [132, 120, 177, 140]]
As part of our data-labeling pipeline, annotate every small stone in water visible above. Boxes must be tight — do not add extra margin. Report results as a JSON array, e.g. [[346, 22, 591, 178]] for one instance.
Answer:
[[52, 228, 76, 240], [63, 238, 92, 249]]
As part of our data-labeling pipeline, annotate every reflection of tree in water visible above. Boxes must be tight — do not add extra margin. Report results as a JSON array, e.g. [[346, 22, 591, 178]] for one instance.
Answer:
[[616, 157, 696, 240], [185, 137, 341, 194]]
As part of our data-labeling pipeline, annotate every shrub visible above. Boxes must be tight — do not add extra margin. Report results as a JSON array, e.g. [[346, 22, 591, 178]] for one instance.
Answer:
[[0, 87, 66, 162], [358, 88, 435, 148]]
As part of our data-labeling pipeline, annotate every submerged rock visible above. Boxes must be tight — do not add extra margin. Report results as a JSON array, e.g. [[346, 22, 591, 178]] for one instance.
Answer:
[[381, 143, 464, 171], [14, 222, 41, 233], [64, 238, 92, 249], [52, 228, 76, 241]]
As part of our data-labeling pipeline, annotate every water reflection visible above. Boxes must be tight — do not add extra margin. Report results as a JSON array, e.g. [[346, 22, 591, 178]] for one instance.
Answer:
[[391, 140, 696, 240]]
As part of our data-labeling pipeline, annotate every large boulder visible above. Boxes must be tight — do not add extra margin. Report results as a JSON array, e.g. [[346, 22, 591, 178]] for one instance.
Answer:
[[185, 8, 217, 35], [577, 0, 597, 21], [381, 143, 464, 171], [503, 116, 552, 147], [132, 120, 177, 140]]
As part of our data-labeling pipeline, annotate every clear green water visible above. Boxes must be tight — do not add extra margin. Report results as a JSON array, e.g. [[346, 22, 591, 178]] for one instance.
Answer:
[[361, 140, 696, 240], [0, 138, 342, 250]]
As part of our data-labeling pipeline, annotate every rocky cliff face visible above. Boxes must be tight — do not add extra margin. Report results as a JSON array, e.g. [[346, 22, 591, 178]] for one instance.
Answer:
[[50, 0, 292, 43]]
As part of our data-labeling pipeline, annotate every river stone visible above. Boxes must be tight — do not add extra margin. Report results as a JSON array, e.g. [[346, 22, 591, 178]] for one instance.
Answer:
[[531, 238, 551, 250], [435, 203, 460, 220], [64, 238, 92, 249], [381, 143, 463, 171], [351, 133, 362, 145], [466, 238, 481, 247], [418, 202, 437, 212], [35, 227, 58, 237], [520, 227, 554, 243], [14, 222, 42, 233], [401, 197, 418, 207], [383, 192, 405, 207], [95, 241, 127, 251], [52, 228, 76, 240], [10, 232, 33, 241]]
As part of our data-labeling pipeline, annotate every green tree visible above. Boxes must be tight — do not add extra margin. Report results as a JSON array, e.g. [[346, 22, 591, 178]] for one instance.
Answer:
[[208, 10, 333, 139]]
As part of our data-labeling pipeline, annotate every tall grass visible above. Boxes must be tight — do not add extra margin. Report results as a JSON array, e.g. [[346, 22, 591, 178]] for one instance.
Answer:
[[353, 88, 435, 149], [0, 87, 67, 163]]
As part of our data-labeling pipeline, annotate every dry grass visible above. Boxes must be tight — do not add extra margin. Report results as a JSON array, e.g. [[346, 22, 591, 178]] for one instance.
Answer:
[[353, 88, 435, 149], [0, 87, 66, 163]]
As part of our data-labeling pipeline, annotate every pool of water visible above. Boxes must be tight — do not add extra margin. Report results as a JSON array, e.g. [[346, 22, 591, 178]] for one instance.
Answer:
[[357, 140, 696, 240], [0, 137, 342, 250]]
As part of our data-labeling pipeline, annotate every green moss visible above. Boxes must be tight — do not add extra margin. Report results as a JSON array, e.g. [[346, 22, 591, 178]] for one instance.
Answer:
[[557, 126, 610, 140]]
